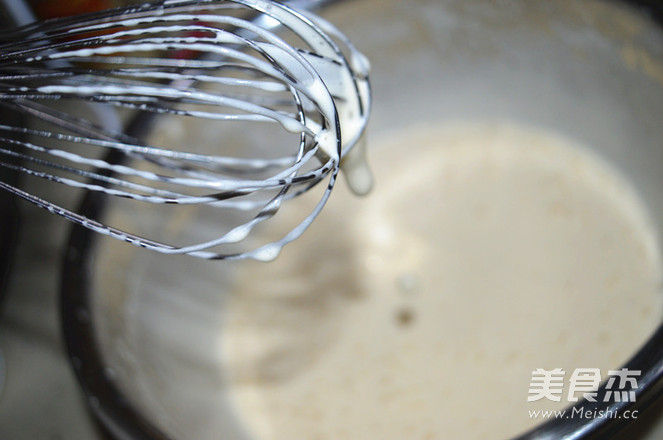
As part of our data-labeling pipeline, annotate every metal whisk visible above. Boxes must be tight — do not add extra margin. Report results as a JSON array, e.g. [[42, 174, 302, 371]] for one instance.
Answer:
[[0, 0, 371, 261]]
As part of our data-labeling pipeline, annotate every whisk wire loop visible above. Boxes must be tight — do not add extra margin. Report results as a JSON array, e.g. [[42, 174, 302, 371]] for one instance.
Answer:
[[0, 0, 370, 260]]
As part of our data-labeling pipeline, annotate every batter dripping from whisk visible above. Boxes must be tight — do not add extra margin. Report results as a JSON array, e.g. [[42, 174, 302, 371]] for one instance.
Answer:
[[0, 0, 372, 260]]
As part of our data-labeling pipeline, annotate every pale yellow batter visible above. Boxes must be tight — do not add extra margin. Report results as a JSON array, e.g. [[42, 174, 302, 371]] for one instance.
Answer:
[[222, 121, 663, 440]]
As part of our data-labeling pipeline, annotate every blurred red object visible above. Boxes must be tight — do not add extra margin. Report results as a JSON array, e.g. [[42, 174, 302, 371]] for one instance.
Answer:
[[27, 0, 114, 19], [26, 0, 205, 60]]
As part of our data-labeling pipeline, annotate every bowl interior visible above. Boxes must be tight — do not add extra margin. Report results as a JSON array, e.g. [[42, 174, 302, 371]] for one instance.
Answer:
[[64, 1, 663, 439]]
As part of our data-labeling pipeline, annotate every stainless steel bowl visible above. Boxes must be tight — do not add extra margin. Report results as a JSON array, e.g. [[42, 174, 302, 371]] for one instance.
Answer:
[[62, 1, 663, 439]]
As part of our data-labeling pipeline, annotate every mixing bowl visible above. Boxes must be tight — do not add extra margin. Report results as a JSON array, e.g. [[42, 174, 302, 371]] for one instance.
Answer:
[[61, 0, 663, 439]]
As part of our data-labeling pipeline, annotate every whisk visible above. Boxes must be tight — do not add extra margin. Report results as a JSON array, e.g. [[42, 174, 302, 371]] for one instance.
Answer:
[[0, 0, 371, 261]]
